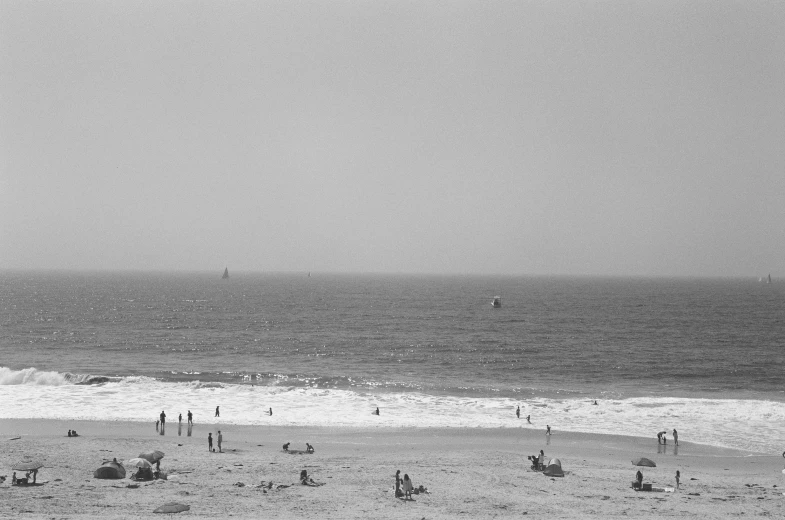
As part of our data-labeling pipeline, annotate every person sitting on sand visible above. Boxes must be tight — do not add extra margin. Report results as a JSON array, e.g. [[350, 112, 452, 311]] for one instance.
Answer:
[[634, 470, 643, 490], [402, 473, 414, 499], [71, 430, 78, 436], [68, 430, 72, 437], [306, 443, 314, 453], [283, 442, 290, 452]]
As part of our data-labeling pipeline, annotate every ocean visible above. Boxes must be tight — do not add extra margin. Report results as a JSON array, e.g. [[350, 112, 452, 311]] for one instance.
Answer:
[[1, 271, 783, 454]]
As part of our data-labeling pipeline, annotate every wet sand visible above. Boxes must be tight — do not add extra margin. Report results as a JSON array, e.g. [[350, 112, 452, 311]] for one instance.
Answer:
[[1, 419, 783, 518]]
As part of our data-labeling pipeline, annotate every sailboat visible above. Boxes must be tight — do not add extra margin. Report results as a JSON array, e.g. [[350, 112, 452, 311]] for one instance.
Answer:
[[222, 267, 229, 279]]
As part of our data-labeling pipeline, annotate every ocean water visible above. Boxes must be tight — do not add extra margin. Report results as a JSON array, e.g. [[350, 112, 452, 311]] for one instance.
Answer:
[[1, 271, 783, 454]]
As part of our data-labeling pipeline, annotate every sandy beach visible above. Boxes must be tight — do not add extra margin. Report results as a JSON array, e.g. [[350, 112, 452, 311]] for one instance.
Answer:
[[1, 419, 783, 518]]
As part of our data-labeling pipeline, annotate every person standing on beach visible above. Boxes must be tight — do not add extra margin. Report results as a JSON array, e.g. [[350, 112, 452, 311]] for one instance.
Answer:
[[675, 470, 680, 489], [395, 470, 402, 498], [208, 432, 213, 452], [657, 431, 663, 444], [217, 430, 223, 452], [516, 406, 520, 419], [673, 429, 679, 445], [155, 420, 159, 432], [374, 407, 380, 415], [178, 413, 182, 423], [546, 425, 551, 435], [187, 410, 193, 425], [215, 406, 220, 417]]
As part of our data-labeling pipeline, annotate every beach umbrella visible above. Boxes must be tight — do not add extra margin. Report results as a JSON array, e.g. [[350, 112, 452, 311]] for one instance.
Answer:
[[632, 457, 656, 467], [153, 502, 190, 514], [138, 450, 165, 463], [12, 460, 44, 471], [127, 458, 153, 469], [94, 461, 126, 479]]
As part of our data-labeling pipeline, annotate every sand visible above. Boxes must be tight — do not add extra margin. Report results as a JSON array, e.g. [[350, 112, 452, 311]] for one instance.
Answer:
[[1, 419, 783, 518]]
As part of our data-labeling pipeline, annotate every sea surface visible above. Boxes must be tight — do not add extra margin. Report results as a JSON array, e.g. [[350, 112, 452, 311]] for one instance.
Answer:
[[1, 271, 783, 454]]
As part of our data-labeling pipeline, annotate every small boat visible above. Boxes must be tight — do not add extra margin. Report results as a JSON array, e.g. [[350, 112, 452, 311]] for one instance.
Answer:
[[222, 267, 229, 279], [491, 296, 501, 308]]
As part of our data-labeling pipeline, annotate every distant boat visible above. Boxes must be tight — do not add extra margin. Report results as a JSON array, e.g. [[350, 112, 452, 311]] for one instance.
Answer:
[[767, 273, 772, 284], [491, 296, 501, 308], [222, 267, 229, 279]]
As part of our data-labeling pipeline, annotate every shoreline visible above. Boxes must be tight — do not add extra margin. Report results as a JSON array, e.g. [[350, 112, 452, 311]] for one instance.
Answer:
[[2, 418, 783, 518]]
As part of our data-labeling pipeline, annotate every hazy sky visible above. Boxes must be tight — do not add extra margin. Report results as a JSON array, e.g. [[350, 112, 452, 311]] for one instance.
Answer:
[[1, 1, 783, 276]]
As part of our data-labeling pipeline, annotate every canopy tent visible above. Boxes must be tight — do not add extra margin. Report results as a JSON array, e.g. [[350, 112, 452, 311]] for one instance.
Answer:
[[632, 457, 657, 467], [12, 460, 44, 471]]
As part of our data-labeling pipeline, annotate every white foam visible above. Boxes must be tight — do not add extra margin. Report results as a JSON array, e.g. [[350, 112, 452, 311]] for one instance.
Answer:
[[0, 375, 783, 454]]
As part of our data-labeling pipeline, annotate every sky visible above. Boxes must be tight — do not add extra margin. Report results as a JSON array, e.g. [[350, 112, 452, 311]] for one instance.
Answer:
[[1, 1, 783, 276]]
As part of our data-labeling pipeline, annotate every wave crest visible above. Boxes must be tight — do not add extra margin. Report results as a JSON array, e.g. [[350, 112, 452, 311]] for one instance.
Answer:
[[0, 367, 116, 386]]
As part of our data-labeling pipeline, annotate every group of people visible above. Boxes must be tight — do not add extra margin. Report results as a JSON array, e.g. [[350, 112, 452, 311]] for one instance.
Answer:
[[67, 429, 79, 437], [528, 449, 547, 471], [657, 429, 679, 445], [281, 442, 314, 453], [207, 431, 223, 452], [633, 469, 680, 490], [11, 470, 37, 486], [394, 469, 414, 500], [514, 405, 534, 425], [156, 410, 195, 432]]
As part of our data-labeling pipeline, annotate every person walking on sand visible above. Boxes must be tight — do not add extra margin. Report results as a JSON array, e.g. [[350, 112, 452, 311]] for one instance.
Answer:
[[217, 430, 223, 452], [208, 432, 213, 452], [546, 425, 551, 435], [673, 429, 679, 446], [526, 415, 531, 424], [187, 410, 193, 425], [155, 420, 159, 432], [215, 406, 220, 417], [268, 407, 273, 416], [675, 470, 680, 489], [516, 406, 520, 419]]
